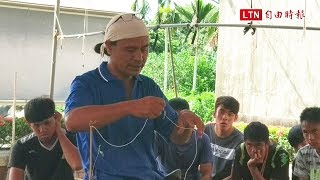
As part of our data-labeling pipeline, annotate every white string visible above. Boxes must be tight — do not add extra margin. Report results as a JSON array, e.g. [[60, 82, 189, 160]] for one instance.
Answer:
[[92, 145, 101, 175], [183, 131, 197, 180], [90, 111, 198, 180], [92, 119, 148, 148]]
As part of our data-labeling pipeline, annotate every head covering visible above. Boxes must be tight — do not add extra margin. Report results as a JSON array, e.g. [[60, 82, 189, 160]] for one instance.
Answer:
[[104, 13, 148, 42], [100, 13, 149, 57]]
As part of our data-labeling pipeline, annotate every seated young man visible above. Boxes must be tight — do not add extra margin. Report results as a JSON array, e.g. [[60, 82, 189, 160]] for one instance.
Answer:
[[293, 107, 320, 180], [155, 98, 213, 180], [231, 121, 290, 180], [204, 96, 243, 179], [8, 97, 82, 180], [288, 125, 308, 180]]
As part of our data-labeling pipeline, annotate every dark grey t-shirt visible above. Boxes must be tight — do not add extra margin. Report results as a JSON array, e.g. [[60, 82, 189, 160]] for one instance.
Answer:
[[204, 123, 243, 179], [154, 131, 213, 180]]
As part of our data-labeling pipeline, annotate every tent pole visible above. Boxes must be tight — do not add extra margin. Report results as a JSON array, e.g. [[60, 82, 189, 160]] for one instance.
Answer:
[[49, 0, 60, 99], [11, 72, 17, 145]]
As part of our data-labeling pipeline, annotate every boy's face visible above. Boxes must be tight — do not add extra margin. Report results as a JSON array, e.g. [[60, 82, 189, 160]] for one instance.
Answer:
[[29, 116, 57, 144], [301, 121, 320, 150], [245, 139, 268, 163], [214, 105, 238, 132]]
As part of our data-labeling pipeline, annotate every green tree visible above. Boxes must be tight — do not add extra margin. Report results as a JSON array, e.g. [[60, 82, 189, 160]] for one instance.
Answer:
[[175, 0, 218, 91], [150, 0, 181, 93]]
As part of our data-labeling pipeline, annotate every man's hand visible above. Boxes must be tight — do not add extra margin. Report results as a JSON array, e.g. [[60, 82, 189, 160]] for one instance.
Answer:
[[176, 110, 204, 137], [247, 150, 261, 169], [130, 96, 165, 120], [247, 150, 266, 180]]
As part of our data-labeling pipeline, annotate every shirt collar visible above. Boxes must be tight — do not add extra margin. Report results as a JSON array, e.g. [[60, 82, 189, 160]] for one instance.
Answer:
[[98, 61, 142, 82]]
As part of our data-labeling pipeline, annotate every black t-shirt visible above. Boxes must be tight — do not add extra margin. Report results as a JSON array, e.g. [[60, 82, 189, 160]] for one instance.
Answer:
[[231, 143, 289, 180], [8, 132, 76, 180]]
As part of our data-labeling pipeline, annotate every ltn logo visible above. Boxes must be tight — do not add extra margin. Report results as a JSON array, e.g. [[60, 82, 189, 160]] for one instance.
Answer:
[[240, 9, 263, 21]]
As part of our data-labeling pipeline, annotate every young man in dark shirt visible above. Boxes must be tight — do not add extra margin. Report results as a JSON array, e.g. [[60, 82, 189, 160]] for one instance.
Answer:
[[155, 98, 213, 180], [7, 97, 82, 180], [231, 121, 289, 180]]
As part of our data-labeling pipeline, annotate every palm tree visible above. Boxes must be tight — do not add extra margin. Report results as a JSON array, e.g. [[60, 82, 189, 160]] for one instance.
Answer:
[[131, 0, 151, 21], [153, 0, 181, 93], [175, 0, 218, 91]]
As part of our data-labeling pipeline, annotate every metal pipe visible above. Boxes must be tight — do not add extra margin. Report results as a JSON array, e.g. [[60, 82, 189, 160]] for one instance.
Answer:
[[58, 23, 320, 40], [148, 23, 320, 31]]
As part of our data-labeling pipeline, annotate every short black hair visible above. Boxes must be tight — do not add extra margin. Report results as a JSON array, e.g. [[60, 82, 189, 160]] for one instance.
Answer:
[[300, 107, 320, 123], [244, 121, 269, 143], [288, 125, 304, 148], [168, 98, 190, 111], [94, 41, 117, 56], [215, 96, 239, 114], [24, 97, 55, 123], [94, 43, 103, 54]]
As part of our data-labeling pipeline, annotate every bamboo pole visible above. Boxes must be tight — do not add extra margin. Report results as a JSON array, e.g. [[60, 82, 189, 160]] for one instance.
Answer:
[[49, 0, 60, 99], [11, 72, 17, 145], [89, 124, 93, 180], [168, 29, 178, 98]]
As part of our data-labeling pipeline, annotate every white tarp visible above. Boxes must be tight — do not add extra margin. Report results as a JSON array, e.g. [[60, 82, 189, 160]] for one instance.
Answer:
[[216, 0, 320, 126]]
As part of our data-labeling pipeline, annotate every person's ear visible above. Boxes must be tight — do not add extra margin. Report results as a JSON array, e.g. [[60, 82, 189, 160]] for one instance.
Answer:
[[234, 114, 238, 122]]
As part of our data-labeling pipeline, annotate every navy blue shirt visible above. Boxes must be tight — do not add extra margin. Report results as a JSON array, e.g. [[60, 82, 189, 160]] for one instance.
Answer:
[[65, 62, 178, 180], [155, 131, 213, 180]]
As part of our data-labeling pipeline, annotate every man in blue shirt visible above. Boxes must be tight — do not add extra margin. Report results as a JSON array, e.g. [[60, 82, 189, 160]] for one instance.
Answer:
[[64, 13, 204, 180], [155, 98, 213, 180]]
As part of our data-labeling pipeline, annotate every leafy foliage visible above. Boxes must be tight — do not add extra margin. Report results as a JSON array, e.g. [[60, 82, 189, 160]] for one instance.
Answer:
[[165, 91, 214, 123], [143, 48, 216, 94], [0, 118, 32, 149]]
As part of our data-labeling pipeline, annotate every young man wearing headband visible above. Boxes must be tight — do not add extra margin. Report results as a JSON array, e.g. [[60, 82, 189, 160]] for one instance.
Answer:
[[231, 122, 289, 180], [7, 97, 82, 180], [64, 13, 204, 179]]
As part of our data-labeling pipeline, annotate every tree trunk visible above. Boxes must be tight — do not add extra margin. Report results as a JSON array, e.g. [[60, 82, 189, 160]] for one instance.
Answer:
[[163, 28, 169, 92], [192, 27, 199, 91]]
